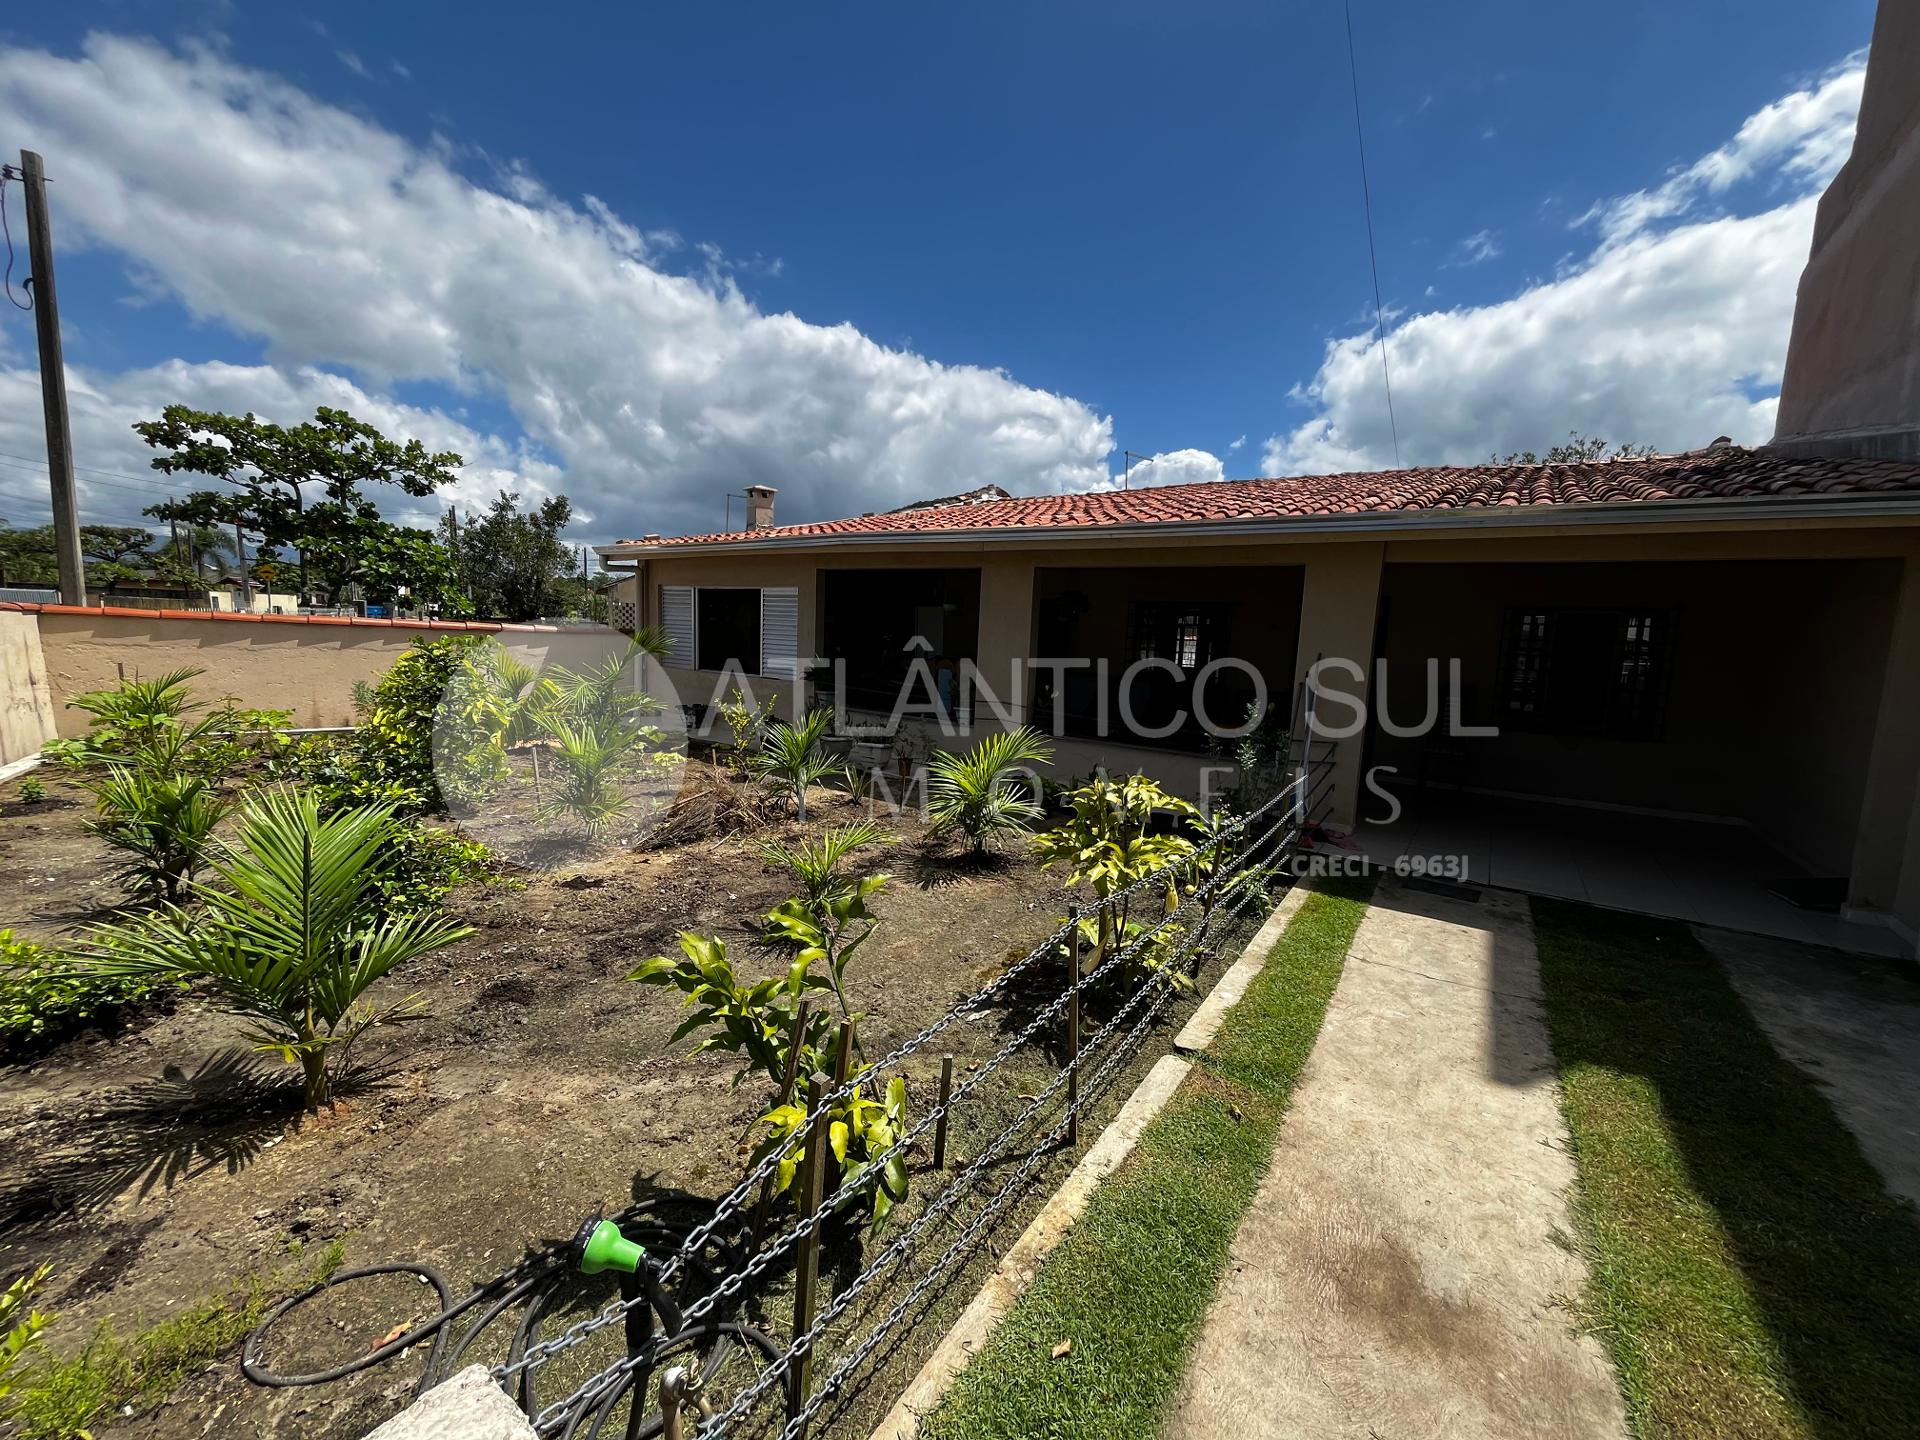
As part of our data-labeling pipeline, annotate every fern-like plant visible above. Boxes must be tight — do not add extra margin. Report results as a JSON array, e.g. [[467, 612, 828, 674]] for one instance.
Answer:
[[69, 788, 471, 1110], [924, 726, 1053, 855], [750, 708, 845, 822]]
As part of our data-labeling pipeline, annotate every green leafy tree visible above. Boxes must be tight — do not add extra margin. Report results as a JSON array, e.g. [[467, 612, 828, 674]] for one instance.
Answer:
[[81, 525, 161, 591], [70, 788, 471, 1110], [147, 523, 233, 591], [1496, 432, 1656, 465], [441, 491, 576, 621], [357, 524, 470, 614], [134, 405, 462, 604], [0, 523, 58, 587]]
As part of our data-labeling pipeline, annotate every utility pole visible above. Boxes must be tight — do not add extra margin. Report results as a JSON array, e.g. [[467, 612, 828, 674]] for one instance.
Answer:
[[19, 151, 84, 605], [234, 522, 252, 609]]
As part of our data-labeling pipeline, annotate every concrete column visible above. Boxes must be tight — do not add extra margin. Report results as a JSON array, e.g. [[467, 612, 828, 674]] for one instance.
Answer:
[[1291, 542, 1386, 832], [1850, 552, 1920, 944], [972, 555, 1036, 731]]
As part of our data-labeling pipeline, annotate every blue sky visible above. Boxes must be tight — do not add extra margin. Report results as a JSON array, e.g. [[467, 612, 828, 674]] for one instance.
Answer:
[[0, 1, 1882, 540]]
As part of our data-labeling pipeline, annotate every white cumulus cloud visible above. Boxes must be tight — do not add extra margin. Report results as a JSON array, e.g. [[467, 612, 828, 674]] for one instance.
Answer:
[[1107, 448, 1227, 489], [1264, 55, 1866, 476], [0, 35, 1111, 539]]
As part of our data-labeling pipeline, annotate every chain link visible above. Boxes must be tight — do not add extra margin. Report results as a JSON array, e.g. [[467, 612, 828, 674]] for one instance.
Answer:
[[506, 774, 1317, 1429]]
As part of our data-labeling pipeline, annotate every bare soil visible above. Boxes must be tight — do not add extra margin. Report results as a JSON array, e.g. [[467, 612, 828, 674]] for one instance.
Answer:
[[0, 766, 1265, 1439]]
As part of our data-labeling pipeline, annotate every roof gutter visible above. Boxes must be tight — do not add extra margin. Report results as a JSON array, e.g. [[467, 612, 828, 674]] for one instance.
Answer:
[[595, 490, 1920, 559]]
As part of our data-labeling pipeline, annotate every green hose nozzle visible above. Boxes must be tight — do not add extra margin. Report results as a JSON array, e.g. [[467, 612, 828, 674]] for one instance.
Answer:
[[575, 1219, 646, 1276]]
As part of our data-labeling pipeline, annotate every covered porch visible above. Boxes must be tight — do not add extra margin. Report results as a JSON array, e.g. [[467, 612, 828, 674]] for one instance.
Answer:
[[1347, 789, 1908, 955], [1346, 554, 1912, 955]]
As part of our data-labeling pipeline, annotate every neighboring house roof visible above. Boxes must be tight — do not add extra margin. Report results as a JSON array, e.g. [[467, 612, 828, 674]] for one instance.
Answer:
[[885, 483, 1015, 514], [607, 446, 1920, 552]]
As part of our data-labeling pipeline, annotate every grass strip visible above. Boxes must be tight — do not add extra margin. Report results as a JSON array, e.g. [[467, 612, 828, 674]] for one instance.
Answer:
[[5, 1238, 345, 1439], [920, 878, 1371, 1440], [1533, 899, 1920, 1440]]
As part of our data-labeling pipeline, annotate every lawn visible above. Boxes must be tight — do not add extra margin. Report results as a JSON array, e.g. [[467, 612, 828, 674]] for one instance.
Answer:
[[1533, 899, 1920, 1440], [920, 878, 1372, 1440]]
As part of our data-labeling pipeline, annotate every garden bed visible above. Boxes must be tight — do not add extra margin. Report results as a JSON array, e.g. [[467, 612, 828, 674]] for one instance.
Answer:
[[0, 763, 1275, 1440]]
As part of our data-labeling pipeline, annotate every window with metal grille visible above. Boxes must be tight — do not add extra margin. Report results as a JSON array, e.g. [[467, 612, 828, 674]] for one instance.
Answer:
[[1129, 602, 1226, 670], [1497, 606, 1674, 739]]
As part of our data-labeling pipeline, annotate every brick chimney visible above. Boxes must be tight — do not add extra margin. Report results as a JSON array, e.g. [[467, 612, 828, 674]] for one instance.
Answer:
[[744, 485, 778, 530]]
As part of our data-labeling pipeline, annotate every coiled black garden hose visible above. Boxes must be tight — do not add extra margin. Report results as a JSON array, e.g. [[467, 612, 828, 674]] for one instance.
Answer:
[[242, 1200, 776, 1436]]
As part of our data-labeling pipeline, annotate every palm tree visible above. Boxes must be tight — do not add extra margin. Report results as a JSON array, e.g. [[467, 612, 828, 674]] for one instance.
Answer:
[[69, 788, 471, 1109], [925, 726, 1054, 855], [751, 708, 846, 822]]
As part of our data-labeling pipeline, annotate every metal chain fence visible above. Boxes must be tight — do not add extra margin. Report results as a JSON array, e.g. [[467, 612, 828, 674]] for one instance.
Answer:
[[502, 748, 1337, 1438]]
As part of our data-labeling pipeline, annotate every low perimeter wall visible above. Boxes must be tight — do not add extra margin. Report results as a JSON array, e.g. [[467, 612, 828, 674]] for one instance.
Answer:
[[0, 610, 58, 770], [4, 604, 628, 737]]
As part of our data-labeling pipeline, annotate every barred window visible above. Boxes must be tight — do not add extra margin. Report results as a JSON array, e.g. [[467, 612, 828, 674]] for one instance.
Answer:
[[1497, 606, 1674, 739]]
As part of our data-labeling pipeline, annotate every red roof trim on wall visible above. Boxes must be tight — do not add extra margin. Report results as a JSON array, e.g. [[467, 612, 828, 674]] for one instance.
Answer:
[[0, 603, 571, 634]]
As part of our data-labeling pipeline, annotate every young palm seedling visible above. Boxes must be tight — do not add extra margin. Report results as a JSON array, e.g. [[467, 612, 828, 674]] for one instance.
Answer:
[[751, 708, 846, 822], [85, 758, 231, 903], [70, 788, 471, 1110], [924, 725, 1053, 856]]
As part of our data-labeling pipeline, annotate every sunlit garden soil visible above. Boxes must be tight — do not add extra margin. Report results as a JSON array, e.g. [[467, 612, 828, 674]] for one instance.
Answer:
[[0, 763, 1264, 1439]]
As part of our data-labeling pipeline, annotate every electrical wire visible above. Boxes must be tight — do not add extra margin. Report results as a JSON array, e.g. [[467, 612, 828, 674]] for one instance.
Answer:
[[0, 167, 32, 312], [0, 450, 179, 487], [1343, 0, 1402, 469]]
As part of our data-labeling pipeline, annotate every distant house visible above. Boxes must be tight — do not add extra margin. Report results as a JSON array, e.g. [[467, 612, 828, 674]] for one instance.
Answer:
[[600, 5, 1920, 952]]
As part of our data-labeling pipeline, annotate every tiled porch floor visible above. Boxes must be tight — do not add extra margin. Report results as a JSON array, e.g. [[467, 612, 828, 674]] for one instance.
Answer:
[[1346, 790, 1910, 958]]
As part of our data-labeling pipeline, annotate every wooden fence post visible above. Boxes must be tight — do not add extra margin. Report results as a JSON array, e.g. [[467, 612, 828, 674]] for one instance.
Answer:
[[832, 1019, 857, 1086], [789, 1071, 831, 1426], [933, 1054, 954, 1170], [750, 1000, 812, 1247], [1064, 903, 1081, 1146]]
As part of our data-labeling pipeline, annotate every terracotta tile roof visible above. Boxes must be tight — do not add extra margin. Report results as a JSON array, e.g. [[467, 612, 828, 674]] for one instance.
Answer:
[[612, 446, 1920, 548]]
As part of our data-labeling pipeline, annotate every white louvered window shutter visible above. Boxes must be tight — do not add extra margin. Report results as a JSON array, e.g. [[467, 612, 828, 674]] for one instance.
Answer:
[[760, 587, 799, 679], [660, 585, 695, 667]]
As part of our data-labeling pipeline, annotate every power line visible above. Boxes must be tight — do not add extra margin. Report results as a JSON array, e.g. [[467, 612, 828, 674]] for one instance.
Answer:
[[1343, 0, 1401, 469], [0, 164, 32, 311], [0, 458, 173, 502], [0, 449, 176, 486]]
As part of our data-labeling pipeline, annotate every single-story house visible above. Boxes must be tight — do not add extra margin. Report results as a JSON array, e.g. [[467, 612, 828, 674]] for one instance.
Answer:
[[597, 449, 1920, 951], [597, 2, 1920, 955]]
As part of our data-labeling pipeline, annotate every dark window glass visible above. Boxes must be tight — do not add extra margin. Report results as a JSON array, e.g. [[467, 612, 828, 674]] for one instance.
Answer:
[[1129, 602, 1226, 671], [1497, 606, 1674, 739], [697, 588, 761, 672]]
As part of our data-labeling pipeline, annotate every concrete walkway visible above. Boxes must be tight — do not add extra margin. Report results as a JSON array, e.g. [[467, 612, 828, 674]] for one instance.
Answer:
[[1696, 926, 1920, 1209], [1166, 879, 1624, 1440]]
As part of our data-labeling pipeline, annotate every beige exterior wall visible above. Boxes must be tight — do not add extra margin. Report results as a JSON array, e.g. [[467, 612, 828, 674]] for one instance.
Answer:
[[31, 610, 623, 735], [610, 512, 1920, 950], [1775, 0, 1920, 457], [0, 611, 57, 769]]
